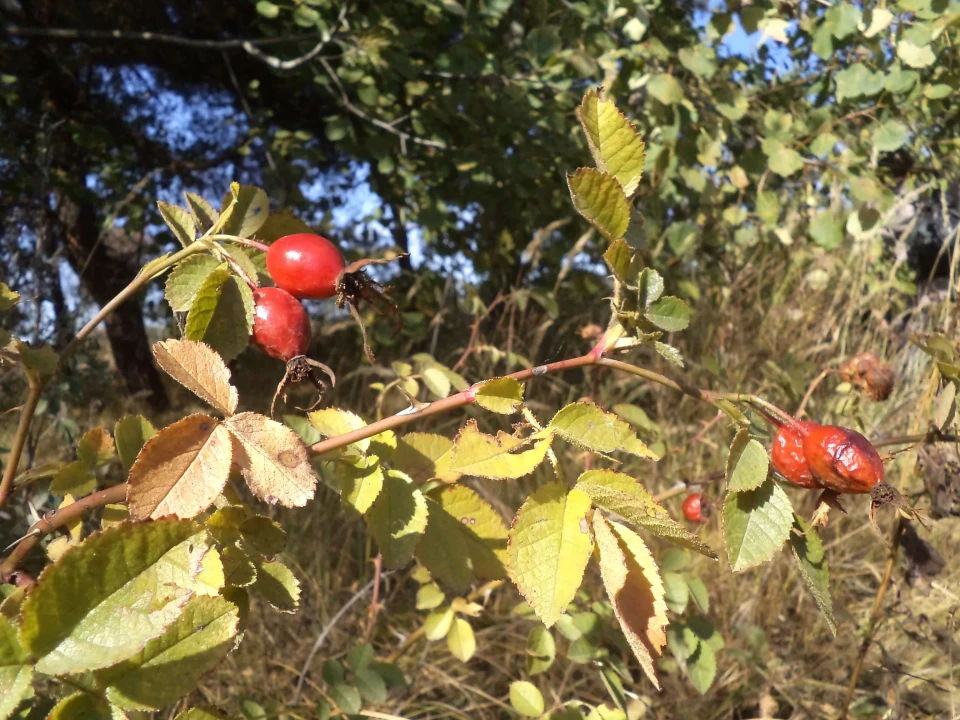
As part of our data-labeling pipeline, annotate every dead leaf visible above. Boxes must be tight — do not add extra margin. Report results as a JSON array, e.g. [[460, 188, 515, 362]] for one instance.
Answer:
[[153, 338, 239, 416], [225, 412, 317, 507], [127, 414, 233, 519]]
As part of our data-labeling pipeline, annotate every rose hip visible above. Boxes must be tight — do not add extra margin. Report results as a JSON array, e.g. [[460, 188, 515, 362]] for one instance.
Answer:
[[798, 424, 885, 494], [266, 233, 346, 300], [771, 421, 822, 489], [251, 287, 311, 362], [682, 493, 704, 523]]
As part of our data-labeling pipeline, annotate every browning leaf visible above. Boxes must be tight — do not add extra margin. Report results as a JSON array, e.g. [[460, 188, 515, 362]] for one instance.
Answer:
[[225, 412, 317, 507], [153, 339, 239, 416], [127, 414, 233, 520]]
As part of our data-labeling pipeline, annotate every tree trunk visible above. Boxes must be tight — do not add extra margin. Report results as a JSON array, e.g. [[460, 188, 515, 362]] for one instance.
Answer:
[[57, 192, 170, 411]]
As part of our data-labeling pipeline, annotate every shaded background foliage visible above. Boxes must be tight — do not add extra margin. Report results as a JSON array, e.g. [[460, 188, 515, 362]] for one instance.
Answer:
[[3, 0, 960, 717]]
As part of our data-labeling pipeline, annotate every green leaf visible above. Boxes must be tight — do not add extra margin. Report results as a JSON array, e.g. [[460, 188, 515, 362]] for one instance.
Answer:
[[424, 607, 454, 640], [592, 515, 668, 689], [219, 185, 269, 239], [439, 420, 551, 480], [645, 296, 692, 332], [686, 642, 717, 694], [573, 470, 716, 558], [767, 143, 804, 177], [863, 7, 894, 37], [544, 401, 658, 459], [826, 2, 861, 38], [662, 572, 689, 614], [184, 266, 254, 362], [567, 168, 630, 241], [507, 483, 594, 627], [678, 45, 717, 78], [716, 93, 749, 121], [293, 5, 321, 27], [808, 211, 844, 250], [20, 519, 211, 675], [603, 239, 638, 284], [252, 559, 300, 613], [15, 340, 58, 386], [77, 427, 115, 468], [0, 615, 31, 720], [474, 377, 524, 414], [446, 618, 476, 662], [526, 625, 556, 675], [366, 471, 429, 567], [646, 74, 685, 104], [421, 366, 451, 398], [577, 88, 646, 197], [416, 496, 473, 592], [51, 460, 96, 496], [722, 478, 794, 572], [114, 415, 157, 472], [184, 193, 219, 234], [158, 202, 197, 247], [898, 39, 936, 68], [686, 576, 710, 613], [789, 515, 836, 636], [355, 667, 387, 703], [430, 485, 508, 580], [638, 268, 664, 307], [329, 683, 361, 714], [238, 515, 287, 556], [834, 65, 886, 102], [47, 693, 125, 720], [255, 1, 280, 19], [96, 594, 240, 710], [510, 681, 545, 717], [874, 120, 910, 152], [175, 707, 240, 720], [254, 209, 313, 243], [725, 429, 769, 492]]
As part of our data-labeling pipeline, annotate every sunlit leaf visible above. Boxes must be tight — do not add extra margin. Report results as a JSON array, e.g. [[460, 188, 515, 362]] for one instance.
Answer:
[[526, 625, 556, 675], [544, 402, 658, 459], [507, 483, 594, 627], [47, 693, 126, 719], [366, 471, 429, 567], [789, 515, 836, 636], [439, 420, 551, 480], [183, 267, 254, 363], [446, 618, 476, 662], [432, 485, 508, 580], [567, 168, 630, 241], [219, 185, 269, 238], [127, 414, 233, 520], [394, 432, 458, 482], [510, 681, 545, 717], [158, 201, 197, 247], [20, 519, 210, 675], [577, 88, 646, 197], [592, 514, 668, 689], [722, 478, 794, 572], [153, 338, 239, 416], [0, 615, 31, 720], [725, 428, 769, 492], [114, 415, 157, 472], [474, 377, 524, 414], [251, 559, 300, 613]]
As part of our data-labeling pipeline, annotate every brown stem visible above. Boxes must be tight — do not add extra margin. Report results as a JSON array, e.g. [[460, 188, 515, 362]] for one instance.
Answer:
[[0, 385, 43, 510], [796, 368, 832, 419], [0, 484, 128, 578], [364, 552, 383, 643], [838, 520, 904, 720]]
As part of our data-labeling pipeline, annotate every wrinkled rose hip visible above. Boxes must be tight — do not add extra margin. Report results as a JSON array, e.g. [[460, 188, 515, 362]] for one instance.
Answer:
[[798, 423, 885, 494], [771, 421, 822, 489]]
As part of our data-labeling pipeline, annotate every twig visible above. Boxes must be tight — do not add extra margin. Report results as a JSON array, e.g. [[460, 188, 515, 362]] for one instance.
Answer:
[[3, 25, 322, 49], [317, 57, 448, 153], [0, 385, 43, 510], [292, 575, 384, 704], [241, 39, 329, 71], [364, 552, 384, 643], [838, 520, 904, 719], [796, 367, 831, 419], [0, 484, 127, 578]]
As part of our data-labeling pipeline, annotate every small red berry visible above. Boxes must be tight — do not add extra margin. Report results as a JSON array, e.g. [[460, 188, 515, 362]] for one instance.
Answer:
[[682, 493, 704, 523], [771, 421, 822, 489], [798, 424, 885, 494], [252, 287, 311, 362], [266, 233, 346, 300]]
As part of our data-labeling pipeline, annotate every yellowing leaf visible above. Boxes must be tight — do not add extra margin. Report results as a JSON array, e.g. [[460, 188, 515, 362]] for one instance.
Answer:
[[47, 693, 122, 719], [507, 483, 594, 627], [0, 615, 32, 720], [78, 428, 115, 468], [446, 618, 476, 662], [366, 471, 429, 568], [577, 88, 646, 198], [433, 485, 508, 580], [153, 339, 239, 416], [46, 495, 82, 562], [416, 496, 473, 592], [127, 414, 233, 520], [394, 432, 458, 482], [439, 420, 551, 480], [474, 377, 525, 414], [592, 513, 668, 689], [308, 407, 369, 455], [334, 456, 384, 514], [544, 401, 658, 459], [51, 460, 96, 496], [567, 168, 630, 241], [225, 412, 317, 507]]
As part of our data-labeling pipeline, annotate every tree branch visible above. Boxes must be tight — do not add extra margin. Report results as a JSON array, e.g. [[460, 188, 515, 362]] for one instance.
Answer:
[[3, 24, 322, 49]]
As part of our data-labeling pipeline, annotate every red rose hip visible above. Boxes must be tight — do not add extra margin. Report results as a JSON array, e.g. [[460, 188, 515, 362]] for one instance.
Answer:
[[682, 493, 704, 523], [252, 287, 311, 362], [266, 233, 346, 300], [799, 424, 885, 494], [771, 421, 822, 489]]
